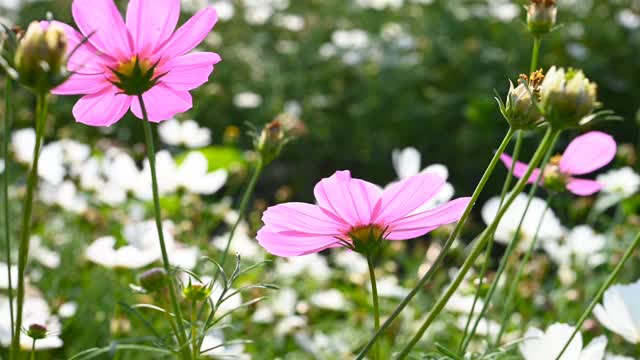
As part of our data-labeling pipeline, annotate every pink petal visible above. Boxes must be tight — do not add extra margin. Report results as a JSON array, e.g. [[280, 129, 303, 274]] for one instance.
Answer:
[[53, 73, 110, 95], [566, 178, 602, 196], [262, 203, 349, 235], [48, 20, 111, 73], [372, 172, 445, 225], [160, 52, 221, 91], [256, 229, 342, 257], [386, 197, 471, 240], [560, 131, 617, 176], [126, 0, 181, 56], [72, 0, 132, 59], [130, 84, 193, 122], [156, 7, 218, 59], [72, 86, 132, 127], [313, 171, 381, 227], [500, 153, 541, 184]]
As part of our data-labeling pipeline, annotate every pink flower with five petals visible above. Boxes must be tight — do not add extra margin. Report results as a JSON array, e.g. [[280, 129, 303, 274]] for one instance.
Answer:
[[256, 170, 471, 257], [52, 0, 221, 126], [500, 131, 617, 196]]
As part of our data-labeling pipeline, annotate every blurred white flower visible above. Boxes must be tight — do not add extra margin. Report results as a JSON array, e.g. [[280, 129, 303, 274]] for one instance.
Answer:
[[455, 316, 499, 338], [594, 280, 640, 344], [0, 262, 18, 289], [86, 220, 198, 269], [57, 302, 78, 318], [543, 225, 606, 269], [355, 0, 403, 10], [333, 251, 369, 284], [211, 222, 264, 261], [0, 296, 63, 350], [274, 14, 305, 32], [243, 0, 289, 25], [233, 92, 263, 108], [617, 9, 640, 29], [332, 29, 369, 49], [391, 147, 455, 209], [271, 287, 298, 317], [488, 1, 520, 22], [371, 276, 409, 299], [519, 323, 607, 360], [482, 194, 564, 250], [446, 294, 484, 315], [201, 331, 250, 359], [158, 119, 212, 148], [29, 235, 61, 269], [275, 315, 307, 336], [309, 289, 348, 311], [597, 167, 640, 199], [40, 181, 88, 214], [606, 354, 634, 360], [294, 331, 351, 359], [0, 159, 4, 173], [275, 254, 331, 282]]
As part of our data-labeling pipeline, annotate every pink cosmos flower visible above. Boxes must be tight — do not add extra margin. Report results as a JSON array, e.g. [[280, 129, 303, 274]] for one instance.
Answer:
[[52, 0, 221, 126], [256, 170, 471, 257], [500, 131, 617, 196]]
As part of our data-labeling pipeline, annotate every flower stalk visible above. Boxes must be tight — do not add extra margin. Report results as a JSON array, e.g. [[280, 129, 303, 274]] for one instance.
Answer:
[[11, 92, 48, 360], [367, 256, 381, 360], [356, 127, 517, 359], [395, 126, 558, 359], [3, 76, 14, 340], [139, 95, 190, 360]]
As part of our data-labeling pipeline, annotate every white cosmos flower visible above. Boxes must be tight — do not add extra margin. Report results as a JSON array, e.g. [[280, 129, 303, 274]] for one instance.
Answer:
[[275, 315, 307, 336], [0, 296, 63, 350], [606, 354, 634, 360], [0, 159, 5, 173], [40, 181, 88, 214], [86, 220, 198, 269], [543, 225, 606, 268], [58, 302, 78, 318], [332, 30, 369, 49], [446, 294, 484, 315], [0, 262, 18, 289], [274, 14, 305, 32], [594, 280, 640, 344], [355, 0, 403, 10], [29, 235, 61, 269], [274, 254, 331, 283], [309, 289, 348, 311], [370, 276, 409, 299], [596, 167, 640, 199], [158, 119, 212, 148], [482, 194, 564, 250], [519, 323, 607, 360], [233, 92, 262, 108], [390, 147, 454, 209]]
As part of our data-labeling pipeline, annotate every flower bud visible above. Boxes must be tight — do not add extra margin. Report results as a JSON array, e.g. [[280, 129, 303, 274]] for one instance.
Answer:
[[26, 323, 47, 340], [542, 155, 569, 193], [527, 0, 557, 38], [14, 21, 68, 92], [500, 71, 545, 130], [255, 120, 287, 165], [138, 268, 168, 293], [539, 66, 598, 129], [182, 280, 213, 302]]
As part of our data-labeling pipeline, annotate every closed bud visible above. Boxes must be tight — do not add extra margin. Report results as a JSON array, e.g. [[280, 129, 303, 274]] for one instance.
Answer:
[[527, 0, 557, 37], [138, 268, 168, 293], [540, 66, 598, 129], [182, 280, 213, 302], [255, 120, 287, 165], [500, 71, 546, 130], [26, 323, 47, 340], [14, 21, 68, 92]]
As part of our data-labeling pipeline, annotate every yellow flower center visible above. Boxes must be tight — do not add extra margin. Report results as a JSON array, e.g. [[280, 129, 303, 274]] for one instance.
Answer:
[[349, 225, 385, 243], [114, 56, 153, 78]]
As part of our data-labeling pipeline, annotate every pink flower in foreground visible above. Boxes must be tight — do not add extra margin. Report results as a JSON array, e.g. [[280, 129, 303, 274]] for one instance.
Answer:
[[52, 0, 221, 126], [256, 171, 471, 257], [501, 131, 616, 196]]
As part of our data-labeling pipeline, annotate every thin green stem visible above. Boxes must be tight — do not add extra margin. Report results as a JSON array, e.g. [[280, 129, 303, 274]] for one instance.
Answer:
[[395, 127, 558, 359], [530, 38, 542, 74], [139, 95, 190, 360], [11, 93, 48, 360], [458, 131, 523, 354], [494, 196, 553, 345], [3, 77, 14, 340], [355, 127, 517, 359], [368, 256, 381, 360], [191, 300, 198, 360], [554, 231, 640, 360], [30, 339, 35, 360]]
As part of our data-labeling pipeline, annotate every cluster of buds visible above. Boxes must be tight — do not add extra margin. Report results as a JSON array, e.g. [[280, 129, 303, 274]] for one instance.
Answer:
[[182, 279, 214, 302], [527, 0, 557, 37], [499, 70, 546, 130], [13, 21, 68, 92], [539, 66, 599, 129]]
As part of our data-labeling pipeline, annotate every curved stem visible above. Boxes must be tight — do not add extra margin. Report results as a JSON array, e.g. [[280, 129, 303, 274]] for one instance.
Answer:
[[11, 93, 48, 360], [458, 131, 523, 353], [395, 127, 558, 359], [367, 256, 381, 360], [355, 127, 516, 359], [494, 196, 553, 345], [4, 77, 14, 340], [555, 230, 640, 360], [139, 95, 190, 360]]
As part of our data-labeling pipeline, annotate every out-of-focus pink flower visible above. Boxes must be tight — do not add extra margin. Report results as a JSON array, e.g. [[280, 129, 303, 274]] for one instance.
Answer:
[[501, 131, 616, 196], [256, 170, 471, 257], [52, 0, 221, 126]]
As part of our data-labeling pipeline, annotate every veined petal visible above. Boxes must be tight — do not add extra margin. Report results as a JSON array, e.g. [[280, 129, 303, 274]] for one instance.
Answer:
[[72, 86, 132, 127], [256, 229, 342, 257], [130, 84, 192, 122], [49, 20, 111, 73], [126, 0, 180, 56], [560, 131, 616, 175], [72, 0, 132, 59], [566, 178, 602, 196], [262, 203, 349, 235], [313, 171, 381, 227], [386, 197, 470, 240], [53, 73, 110, 95], [500, 153, 541, 184], [156, 7, 218, 58], [160, 52, 221, 91]]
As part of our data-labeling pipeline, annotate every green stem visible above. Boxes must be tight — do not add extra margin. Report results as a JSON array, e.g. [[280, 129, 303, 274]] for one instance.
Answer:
[[395, 127, 558, 359], [191, 300, 198, 360], [458, 131, 523, 353], [139, 95, 190, 360], [367, 256, 381, 360], [494, 196, 553, 345], [3, 76, 14, 340], [30, 339, 35, 360], [554, 230, 640, 360], [530, 38, 542, 74], [355, 127, 516, 359], [11, 92, 48, 360]]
